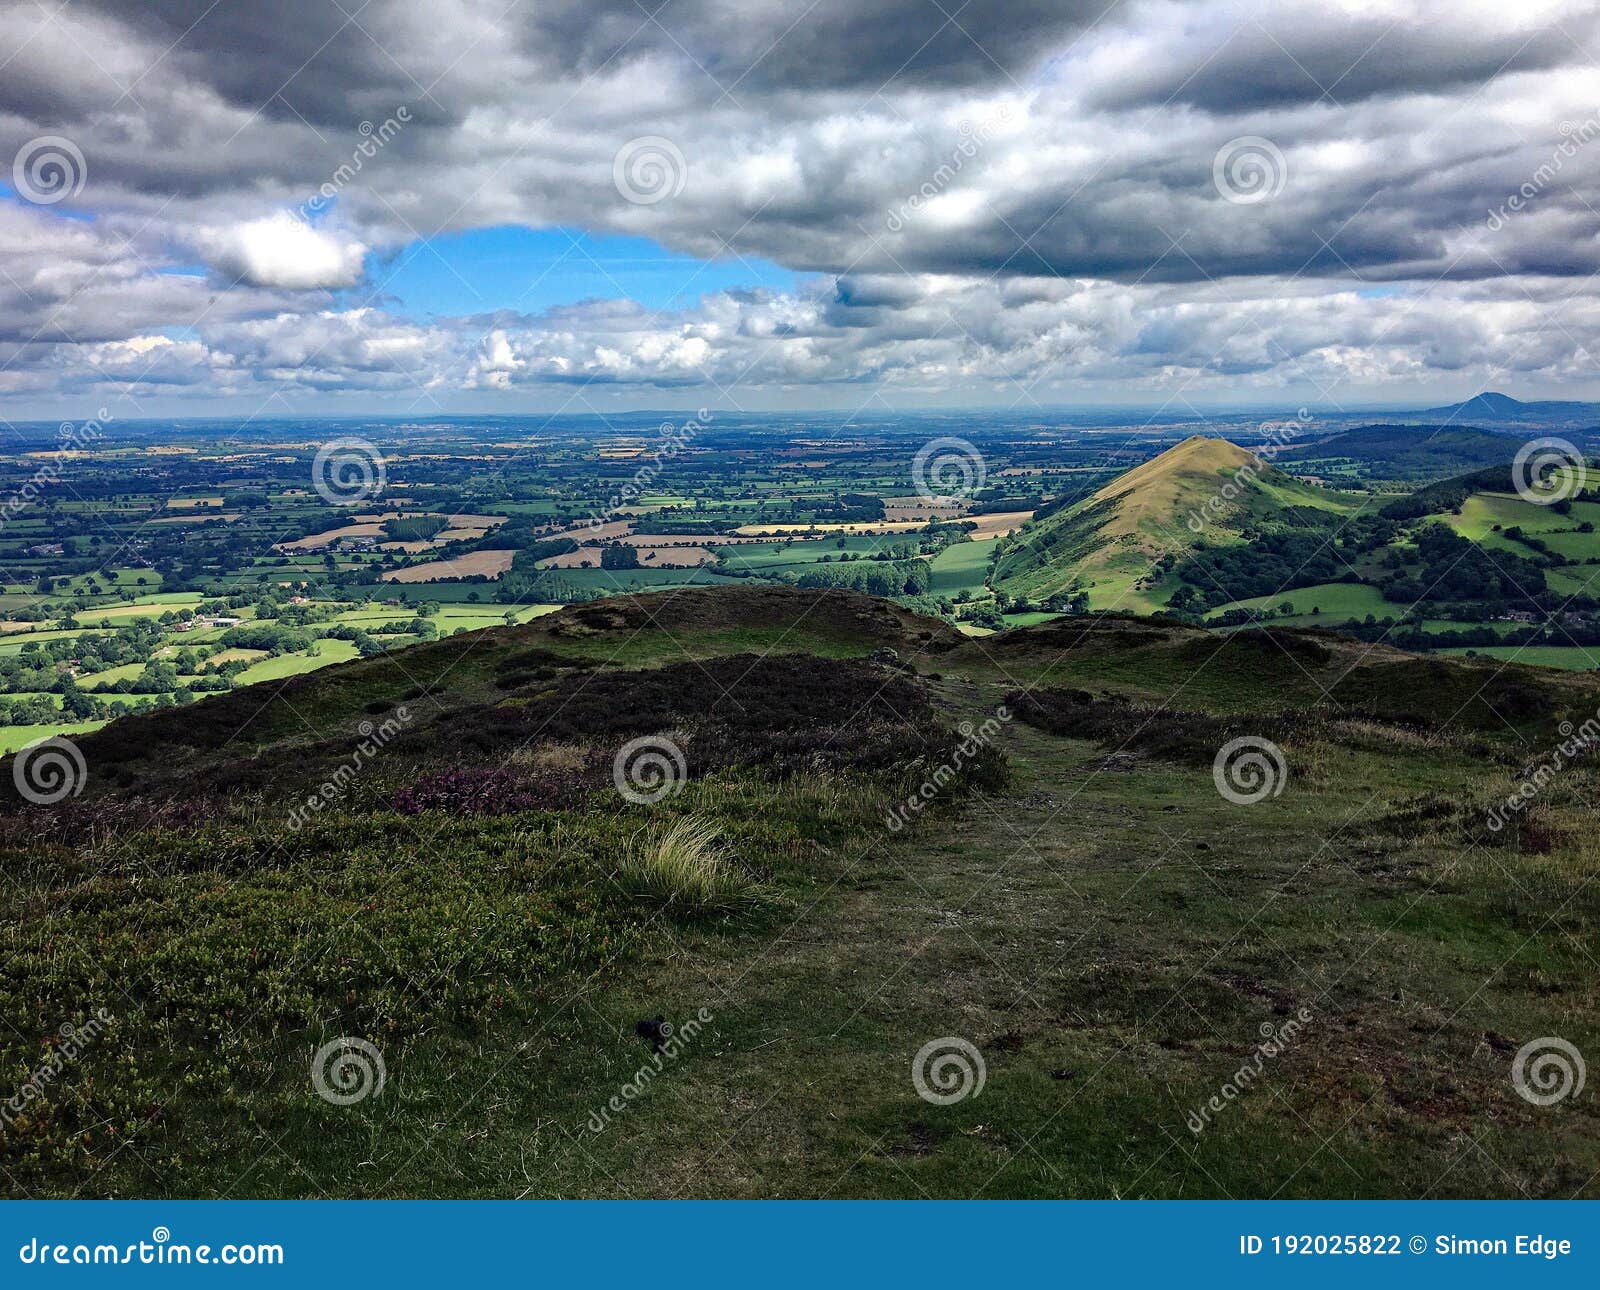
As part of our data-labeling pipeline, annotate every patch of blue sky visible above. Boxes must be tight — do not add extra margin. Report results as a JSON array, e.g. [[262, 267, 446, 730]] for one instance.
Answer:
[[360, 224, 795, 317]]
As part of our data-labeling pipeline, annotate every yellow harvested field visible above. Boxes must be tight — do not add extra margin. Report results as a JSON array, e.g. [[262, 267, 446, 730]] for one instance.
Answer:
[[965, 510, 1034, 539], [634, 546, 715, 566], [380, 550, 515, 582], [377, 526, 496, 554], [277, 512, 504, 552], [550, 519, 633, 542], [77, 602, 200, 621], [276, 522, 384, 550], [882, 496, 967, 521]]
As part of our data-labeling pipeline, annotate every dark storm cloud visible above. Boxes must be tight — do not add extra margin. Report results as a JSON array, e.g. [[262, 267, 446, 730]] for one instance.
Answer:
[[43, 0, 445, 126], [58, 0, 1104, 127], [1086, 12, 1582, 112], [594, 0, 1108, 91]]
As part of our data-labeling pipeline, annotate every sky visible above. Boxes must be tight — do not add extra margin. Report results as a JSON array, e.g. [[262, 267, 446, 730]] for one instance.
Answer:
[[0, 0, 1598, 420]]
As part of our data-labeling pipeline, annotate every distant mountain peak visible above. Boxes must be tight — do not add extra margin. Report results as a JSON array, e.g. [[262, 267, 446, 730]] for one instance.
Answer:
[[1415, 390, 1598, 422]]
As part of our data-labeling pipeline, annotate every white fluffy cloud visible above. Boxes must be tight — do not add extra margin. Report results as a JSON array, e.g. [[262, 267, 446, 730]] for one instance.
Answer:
[[191, 213, 368, 290], [9, 272, 1593, 414]]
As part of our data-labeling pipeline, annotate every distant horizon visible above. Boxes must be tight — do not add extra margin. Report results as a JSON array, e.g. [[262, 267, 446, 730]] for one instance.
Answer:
[[5, 387, 1597, 430]]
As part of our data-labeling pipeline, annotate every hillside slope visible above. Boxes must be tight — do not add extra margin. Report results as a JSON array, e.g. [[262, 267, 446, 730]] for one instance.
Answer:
[[992, 436, 1354, 611], [1, 586, 1597, 1200], [1277, 424, 1518, 480]]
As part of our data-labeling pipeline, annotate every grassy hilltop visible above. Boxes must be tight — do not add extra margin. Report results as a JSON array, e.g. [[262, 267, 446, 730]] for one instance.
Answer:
[[1, 586, 1596, 1198], [993, 436, 1358, 612]]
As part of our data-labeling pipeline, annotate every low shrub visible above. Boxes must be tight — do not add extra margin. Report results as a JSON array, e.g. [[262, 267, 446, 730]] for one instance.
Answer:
[[618, 815, 756, 915]]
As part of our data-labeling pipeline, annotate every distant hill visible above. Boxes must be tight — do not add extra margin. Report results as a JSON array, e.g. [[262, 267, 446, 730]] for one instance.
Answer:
[[992, 435, 1355, 611], [1414, 391, 1600, 424], [1276, 424, 1518, 480], [990, 433, 1597, 625]]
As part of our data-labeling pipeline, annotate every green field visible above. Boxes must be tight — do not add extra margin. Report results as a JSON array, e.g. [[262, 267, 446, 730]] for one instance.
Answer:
[[0, 628, 112, 654], [547, 567, 749, 593], [718, 536, 893, 572], [1438, 644, 1600, 670], [0, 719, 105, 755], [928, 538, 996, 594], [330, 604, 558, 633], [233, 639, 362, 684], [1444, 492, 1568, 538], [78, 662, 149, 689], [1208, 580, 1391, 624], [1546, 567, 1600, 598]]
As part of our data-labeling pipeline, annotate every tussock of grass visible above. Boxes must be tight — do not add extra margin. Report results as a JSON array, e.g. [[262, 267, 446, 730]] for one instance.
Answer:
[[619, 815, 755, 914]]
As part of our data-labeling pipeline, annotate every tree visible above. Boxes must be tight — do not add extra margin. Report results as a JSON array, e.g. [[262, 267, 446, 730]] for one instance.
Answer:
[[60, 681, 95, 720]]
